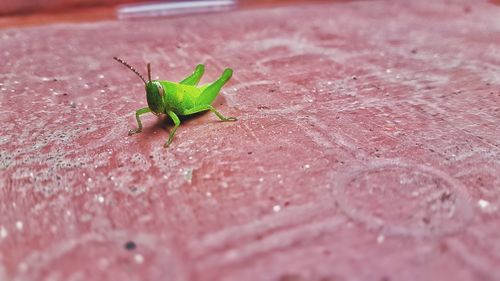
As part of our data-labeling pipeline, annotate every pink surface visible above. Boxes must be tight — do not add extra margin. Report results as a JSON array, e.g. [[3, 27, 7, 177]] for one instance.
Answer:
[[1, 1, 500, 280]]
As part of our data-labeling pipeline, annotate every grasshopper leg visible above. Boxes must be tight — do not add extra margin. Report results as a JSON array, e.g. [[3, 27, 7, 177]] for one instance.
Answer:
[[182, 104, 237, 122], [165, 110, 181, 147], [129, 107, 151, 135], [180, 64, 205, 86], [196, 68, 233, 106]]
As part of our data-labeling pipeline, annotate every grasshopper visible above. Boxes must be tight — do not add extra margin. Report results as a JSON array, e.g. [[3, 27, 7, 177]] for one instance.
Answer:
[[113, 57, 237, 147]]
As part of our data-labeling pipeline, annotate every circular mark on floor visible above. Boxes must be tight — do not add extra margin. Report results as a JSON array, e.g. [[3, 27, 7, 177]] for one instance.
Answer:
[[332, 159, 473, 237]]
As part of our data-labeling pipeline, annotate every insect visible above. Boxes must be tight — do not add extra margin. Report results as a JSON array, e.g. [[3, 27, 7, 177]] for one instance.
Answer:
[[113, 57, 237, 147]]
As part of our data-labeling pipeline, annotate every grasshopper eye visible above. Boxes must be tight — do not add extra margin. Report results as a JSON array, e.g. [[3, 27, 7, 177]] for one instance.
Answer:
[[154, 82, 164, 97]]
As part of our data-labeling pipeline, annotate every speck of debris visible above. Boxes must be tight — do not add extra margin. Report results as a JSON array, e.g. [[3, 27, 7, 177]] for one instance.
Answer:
[[411, 49, 418, 54], [182, 168, 193, 182], [247, 151, 253, 155], [257, 105, 270, 110], [124, 241, 136, 250]]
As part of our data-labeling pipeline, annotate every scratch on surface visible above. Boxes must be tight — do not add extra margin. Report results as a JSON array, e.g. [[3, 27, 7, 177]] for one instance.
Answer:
[[308, 115, 366, 156], [189, 201, 340, 256], [295, 121, 334, 149], [242, 122, 262, 145], [195, 216, 347, 270]]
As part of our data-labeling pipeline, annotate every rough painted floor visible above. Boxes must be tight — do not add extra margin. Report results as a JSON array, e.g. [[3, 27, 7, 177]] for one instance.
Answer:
[[1, 1, 500, 280]]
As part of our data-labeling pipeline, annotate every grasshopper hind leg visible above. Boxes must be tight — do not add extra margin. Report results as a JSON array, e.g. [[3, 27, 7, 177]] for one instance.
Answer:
[[196, 68, 233, 106], [180, 64, 205, 86]]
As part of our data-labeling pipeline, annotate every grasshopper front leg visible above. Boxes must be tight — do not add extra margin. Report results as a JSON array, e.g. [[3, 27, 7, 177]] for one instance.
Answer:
[[129, 107, 151, 135]]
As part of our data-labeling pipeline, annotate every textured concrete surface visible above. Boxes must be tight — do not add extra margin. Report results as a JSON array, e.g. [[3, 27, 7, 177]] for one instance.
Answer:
[[1, 1, 500, 280]]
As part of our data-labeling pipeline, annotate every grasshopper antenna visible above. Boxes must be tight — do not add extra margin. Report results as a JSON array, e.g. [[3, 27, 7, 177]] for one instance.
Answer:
[[113, 56, 147, 84], [147, 63, 152, 82]]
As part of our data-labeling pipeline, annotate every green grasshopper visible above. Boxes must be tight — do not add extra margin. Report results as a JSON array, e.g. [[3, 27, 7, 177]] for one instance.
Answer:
[[113, 57, 237, 147]]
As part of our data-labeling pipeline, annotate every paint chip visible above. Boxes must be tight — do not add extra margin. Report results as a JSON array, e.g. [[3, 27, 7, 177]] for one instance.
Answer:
[[273, 205, 281, 212], [377, 234, 385, 243], [0, 226, 7, 239], [15, 221, 23, 231], [134, 254, 144, 264]]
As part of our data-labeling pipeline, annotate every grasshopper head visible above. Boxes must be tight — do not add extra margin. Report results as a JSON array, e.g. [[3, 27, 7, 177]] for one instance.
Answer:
[[145, 63, 165, 115], [145, 80, 165, 115], [113, 57, 165, 114]]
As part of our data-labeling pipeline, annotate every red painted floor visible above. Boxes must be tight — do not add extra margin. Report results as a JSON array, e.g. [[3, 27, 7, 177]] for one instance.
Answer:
[[1, 1, 500, 280]]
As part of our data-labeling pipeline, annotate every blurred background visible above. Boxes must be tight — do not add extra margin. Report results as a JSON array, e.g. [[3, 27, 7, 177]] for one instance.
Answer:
[[0, 0, 333, 28]]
